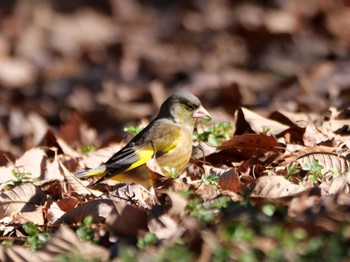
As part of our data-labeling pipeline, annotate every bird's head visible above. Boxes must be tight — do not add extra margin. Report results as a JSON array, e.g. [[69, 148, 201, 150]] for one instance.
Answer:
[[159, 92, 211, 130]]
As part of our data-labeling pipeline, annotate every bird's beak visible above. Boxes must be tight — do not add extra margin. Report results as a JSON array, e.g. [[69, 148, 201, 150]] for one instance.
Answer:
[[193, 105, 211, 119]]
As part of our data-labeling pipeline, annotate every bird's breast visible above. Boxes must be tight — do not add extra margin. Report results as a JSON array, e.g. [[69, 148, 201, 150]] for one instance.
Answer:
[[156, 128, 193, 176]]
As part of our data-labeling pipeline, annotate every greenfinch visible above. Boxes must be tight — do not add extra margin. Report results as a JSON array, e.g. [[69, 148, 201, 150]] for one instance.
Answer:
[[75, 92, 210, 188]]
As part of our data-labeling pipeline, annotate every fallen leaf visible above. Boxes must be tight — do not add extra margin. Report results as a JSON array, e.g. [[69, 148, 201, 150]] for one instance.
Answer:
[[0, 183, 47, 218], [234, 107, 290, 136], [59, 159, 103, 197], [60, 199, 115, 225], [251, 175, 312, 199], [218, 134, 280, 159]]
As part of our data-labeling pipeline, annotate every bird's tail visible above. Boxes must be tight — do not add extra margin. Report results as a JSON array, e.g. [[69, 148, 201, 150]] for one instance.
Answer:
[[75, 165, 106, 178]]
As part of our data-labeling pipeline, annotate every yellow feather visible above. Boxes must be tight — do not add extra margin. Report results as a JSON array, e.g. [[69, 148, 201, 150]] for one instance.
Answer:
[[123, 149, 154, 172]]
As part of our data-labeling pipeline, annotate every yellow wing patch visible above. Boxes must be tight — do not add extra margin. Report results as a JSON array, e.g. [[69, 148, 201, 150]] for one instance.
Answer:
[[123, 148, 154, 172]]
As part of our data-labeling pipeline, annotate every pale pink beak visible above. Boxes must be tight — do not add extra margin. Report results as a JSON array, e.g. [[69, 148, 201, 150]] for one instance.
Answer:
[[193, 105, 211, 119]]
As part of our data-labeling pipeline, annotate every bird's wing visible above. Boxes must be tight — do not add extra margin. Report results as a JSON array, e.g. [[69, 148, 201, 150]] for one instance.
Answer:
[[103, 121, 182, 179]]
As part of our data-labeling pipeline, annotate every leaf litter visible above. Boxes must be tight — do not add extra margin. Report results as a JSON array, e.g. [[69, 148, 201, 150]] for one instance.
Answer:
[[1, 1, 350, 261]]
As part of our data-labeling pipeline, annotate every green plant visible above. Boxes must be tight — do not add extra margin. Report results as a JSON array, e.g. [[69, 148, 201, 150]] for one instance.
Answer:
[[262, 126, 271, 134], [158, 245, 194, 262], [0, 240, 13, 247], [81, 145, 97, 154], [22, 222, 50, 251], [124, 124, 144, 136], [3, 169, 35, 190], [285, 162, 300, 180], [301, 159, 324, 184], [194, 121, 232, 147], [76, 215, 97, 243], [187, 196, 229, 224], [262, 203, 276, 217], [200, 173, 219, 187], [56, 250, 99, 262], [163, 166, 178, 178], [137, 232, 158, 249]]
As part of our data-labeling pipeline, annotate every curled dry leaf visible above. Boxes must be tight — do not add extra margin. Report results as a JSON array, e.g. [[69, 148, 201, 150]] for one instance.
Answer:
[[303, 124, 333, 146], [0, 183, 47, 218], [218, 134, 280, 159], [203, 166, 242, 192], [234, 107, 290, 136], [60, 199, 115, 225], [320, 171, 350, 195], [251, 175, 312, 199], [56, 196, 79, 212]]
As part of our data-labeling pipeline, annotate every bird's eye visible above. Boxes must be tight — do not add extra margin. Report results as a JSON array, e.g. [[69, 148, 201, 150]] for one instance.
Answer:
[[185, 104, 195, 111]]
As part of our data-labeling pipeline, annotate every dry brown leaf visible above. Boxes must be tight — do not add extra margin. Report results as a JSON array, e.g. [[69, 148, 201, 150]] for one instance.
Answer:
[[203, 166, 242, 192], [56, 196, 79, 212], [78, 143, 123, 169], [44, 225, 109, 260], [0, 166, 16, 189], [196, 183, 220, 202], [218, 134, 280, 159], [59, 159, 103, 197], [0, 244, 52, 262], [164, 191, 188, 220], [106, 200, 148, 238], [288, 193, 350, 231], [296, 152, 350, 176], [264, 9, 299, 34], [234, 107, 290, 136], [110, 183, 157, 209], [251, 175, 311, 198], [0, 225, 107, 261], [320, 172, 350, 195], [51, 9, 117, 55], [0, 183, 47, 218], [46, 202, 66, 225], [12, 206, 45, 225], [60, 199, 115, 225], [303, 124, 332, 146], [14, 147, 47, 180], [0, 58, 37, 88], [148, 211, 180, 240], [269, 110, 321, 128], [39, 130, 80, 157]]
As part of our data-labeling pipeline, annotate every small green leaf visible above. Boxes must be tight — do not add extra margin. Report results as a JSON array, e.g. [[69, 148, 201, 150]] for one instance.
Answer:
[[23, 222, 38, 236], [124, 124, 144, 136], [200, 173, 219, 186], [0, 240, 13, 247], [81, 145, 96, 153], [262, 203, 275, 217], [83, 215, 93, 226], [137, 233, 158, 249]]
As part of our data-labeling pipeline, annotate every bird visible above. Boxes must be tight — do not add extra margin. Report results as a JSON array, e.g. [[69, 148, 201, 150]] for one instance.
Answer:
[[75, 92, 211, 189]]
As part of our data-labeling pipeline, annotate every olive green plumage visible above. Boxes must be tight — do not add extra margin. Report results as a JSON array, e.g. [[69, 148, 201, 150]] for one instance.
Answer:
[[75, 92, 210, 188]]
